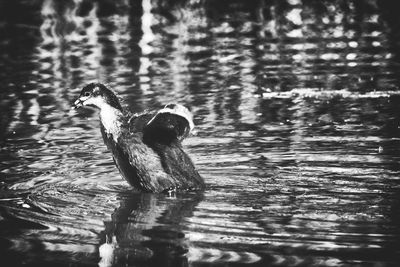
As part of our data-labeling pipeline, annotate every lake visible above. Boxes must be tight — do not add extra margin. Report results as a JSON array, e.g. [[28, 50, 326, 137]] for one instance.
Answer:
[[1, 0, 400, 266]]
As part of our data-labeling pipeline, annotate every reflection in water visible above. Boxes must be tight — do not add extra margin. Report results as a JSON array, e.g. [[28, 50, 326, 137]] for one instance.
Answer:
[[100, 192, 203, 267], [1, 0, 400, 266], [138, 0, 155, 79], [0, 188, 203, 266]]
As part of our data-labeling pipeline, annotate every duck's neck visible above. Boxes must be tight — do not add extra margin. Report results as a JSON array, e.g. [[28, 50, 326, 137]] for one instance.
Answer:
[[99, 104, 124, 142]]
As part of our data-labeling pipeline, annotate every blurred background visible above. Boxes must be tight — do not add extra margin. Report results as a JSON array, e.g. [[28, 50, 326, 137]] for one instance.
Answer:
[[1, 0, 400, 266]]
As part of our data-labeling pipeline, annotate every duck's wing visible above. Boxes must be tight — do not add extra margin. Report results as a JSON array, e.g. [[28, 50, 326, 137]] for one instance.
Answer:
[[127, 111, 155, 133], [142, 104, 194, 144]]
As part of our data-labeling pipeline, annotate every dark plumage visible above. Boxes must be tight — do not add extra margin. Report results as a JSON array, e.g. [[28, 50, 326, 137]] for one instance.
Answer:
[[73, 83, 205, 193]]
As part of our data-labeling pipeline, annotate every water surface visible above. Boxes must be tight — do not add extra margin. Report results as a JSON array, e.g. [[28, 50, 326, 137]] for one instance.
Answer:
[[1, 0, 400, 266]]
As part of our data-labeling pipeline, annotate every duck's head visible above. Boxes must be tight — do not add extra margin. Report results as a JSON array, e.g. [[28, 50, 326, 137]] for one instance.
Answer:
[[73, 83, 122, 111]]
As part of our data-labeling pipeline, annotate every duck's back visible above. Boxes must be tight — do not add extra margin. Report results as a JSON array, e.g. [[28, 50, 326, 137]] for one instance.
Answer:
[[104, 104, 204, 192]]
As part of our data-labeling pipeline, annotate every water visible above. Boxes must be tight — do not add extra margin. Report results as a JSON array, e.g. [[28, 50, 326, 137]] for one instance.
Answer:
[[1, 0, 400, 266]]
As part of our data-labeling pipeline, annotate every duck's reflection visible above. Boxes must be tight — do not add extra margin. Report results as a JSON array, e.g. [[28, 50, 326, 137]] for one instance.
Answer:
[[98, 191, 203, 267]]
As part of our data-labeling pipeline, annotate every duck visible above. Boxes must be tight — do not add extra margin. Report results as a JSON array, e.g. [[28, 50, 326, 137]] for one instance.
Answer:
[[72, 82, 205, 193]]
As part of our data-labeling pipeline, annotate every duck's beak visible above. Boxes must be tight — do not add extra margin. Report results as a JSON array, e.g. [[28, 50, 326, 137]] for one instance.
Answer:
[[72, 98, 84, 109]]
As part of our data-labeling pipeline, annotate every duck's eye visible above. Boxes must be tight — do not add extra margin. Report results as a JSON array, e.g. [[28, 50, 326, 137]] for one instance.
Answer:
[[84, 92, 90, 97]]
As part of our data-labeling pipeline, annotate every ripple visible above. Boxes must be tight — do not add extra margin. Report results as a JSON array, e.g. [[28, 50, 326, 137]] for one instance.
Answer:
[[2, 0, 400, 266]]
